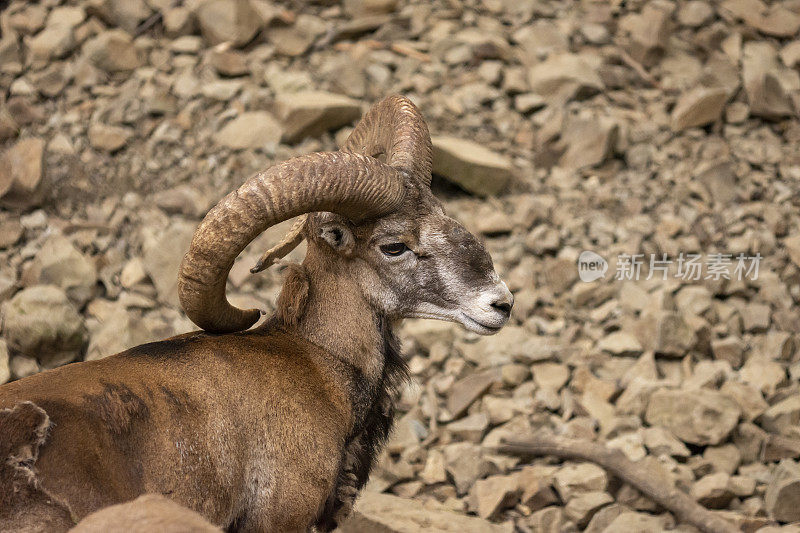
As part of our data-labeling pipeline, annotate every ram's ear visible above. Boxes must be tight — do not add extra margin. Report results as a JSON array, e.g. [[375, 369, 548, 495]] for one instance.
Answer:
[[317, 220, 355, 253]]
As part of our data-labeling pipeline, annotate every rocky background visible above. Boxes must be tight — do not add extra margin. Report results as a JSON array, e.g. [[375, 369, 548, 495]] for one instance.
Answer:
[[1, 0, 800, 531]]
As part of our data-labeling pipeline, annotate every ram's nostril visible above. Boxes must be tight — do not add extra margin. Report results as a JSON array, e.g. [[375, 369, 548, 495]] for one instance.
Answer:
[[491, 301, 512, 316]]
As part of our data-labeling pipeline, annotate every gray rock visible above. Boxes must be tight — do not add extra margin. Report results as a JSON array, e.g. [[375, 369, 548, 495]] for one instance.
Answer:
[[742, 42, 795, 120], [765, 459, 800, 523], [0, 137, 44, 208], [86, 0, 151, 34], [468, 473, 520, 519], [276, 91, 361, 143], [197, 0, 260, 47], [0, 339, 9, 384], [214, 112, 282, 150], [83, 30, 142, 72], [1, 285, 87, 368], [432, 136, 514, 197], [88, 123, 133, 152], [26, 23, 75, 63], [671, 87, 728, 130], [527, 53, 603, 100], [268, 15, 326, 57], [645, 389, 741, 446], [141, 221, 196, 307], [338, 491, 513, 533], [558, 115, 618, 169], [24, 234, 97, 305]]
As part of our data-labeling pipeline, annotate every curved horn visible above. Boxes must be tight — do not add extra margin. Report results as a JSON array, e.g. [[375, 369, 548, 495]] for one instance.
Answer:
[[341, 95, 432, 186], [178, 152, 405, 333]]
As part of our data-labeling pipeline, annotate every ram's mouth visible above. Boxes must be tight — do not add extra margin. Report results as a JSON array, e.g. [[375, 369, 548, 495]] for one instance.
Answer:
[[461, 313, 503, 335]]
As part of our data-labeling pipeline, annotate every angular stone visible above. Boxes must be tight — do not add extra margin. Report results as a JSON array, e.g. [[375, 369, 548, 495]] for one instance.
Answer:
[[600, 511, 671, 532], [10, 354, 39, 380], [671, 87, 728, 131], [468, 474, 520, 519], [653, 312, 695, 357], [0, 137, 44, 207], [722, 0, 800, 38], [691, 472, 734, 508], [197, 0, 260, 47], [141, 221, 196, 307], [645, 389, 741, 446], [25, 234, 97, 305], [26, 23, 75, 63], [432, 136, 514, 197], [711, 337, 745, 368], [528, 53, 603, 100], [83, 30, 142, 72], [531, 362, 570, 391], [420, 449, 447, 484], [443, 442, 498, 495], [339, 491, 513, 533], [0, 219, 22, 249], [760, 395, 800, 435], [739, 358, 785, 396], [85, 303, 153, 361], [446, 412, 488, 442], [564, 491, 613, 528], [642, 426, 691, 458], [720, 381, 768, 421], [88, 123, 133, 152], [0, 285, 86, 368], [554, 463, 608, 501], [214, 112, 282, 150], [343, 0, 398, 17], [447, 368, 499, 418], [742, 42, 795, 120], [276, 91, 360, 143], [765, 460, 800, 523], [0, 339, 9, 384], [678, 1, 714, 27], [558, 116, 618, 169], [268, 15, 326, 57], [598, 331, 642, 356], [209, 49, 249, 77]]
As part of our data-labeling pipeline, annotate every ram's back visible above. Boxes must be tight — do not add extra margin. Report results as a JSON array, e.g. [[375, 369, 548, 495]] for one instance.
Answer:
[[0, 328, 352, 530]]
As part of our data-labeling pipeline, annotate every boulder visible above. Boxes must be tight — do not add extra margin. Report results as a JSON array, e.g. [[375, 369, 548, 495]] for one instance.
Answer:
[[431, 136, 514, 197], [197, 0, 261, 47], [275, 91, 361, 143], [1, 285, 87, 368], [765, 460, 800, 523], [141, 221, 196, 307], [645, 389, 741, 446], [527, 53, 603, 100], [214, 112, 282, 150], [0, 339, 9, 384], [24, 234, 97, 305], [671, 87, 728, 130], [88, 123, 133, 152], [83, 30, 142, 72], [0, 137, 44, 208], [339, 491, 513, 533], [742, 42, 796, 120]]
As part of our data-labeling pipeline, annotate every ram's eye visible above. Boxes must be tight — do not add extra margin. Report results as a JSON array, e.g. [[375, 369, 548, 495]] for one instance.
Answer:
[[380, 243, 408, 256]]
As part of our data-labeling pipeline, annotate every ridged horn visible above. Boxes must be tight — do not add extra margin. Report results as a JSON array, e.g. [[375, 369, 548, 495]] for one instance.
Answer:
[[341, 95, 433, 186], [178, 152, 406, 333]]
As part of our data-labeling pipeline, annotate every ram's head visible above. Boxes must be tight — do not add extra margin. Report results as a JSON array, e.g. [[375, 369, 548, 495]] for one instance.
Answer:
[[178, 96, 513, 334]]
